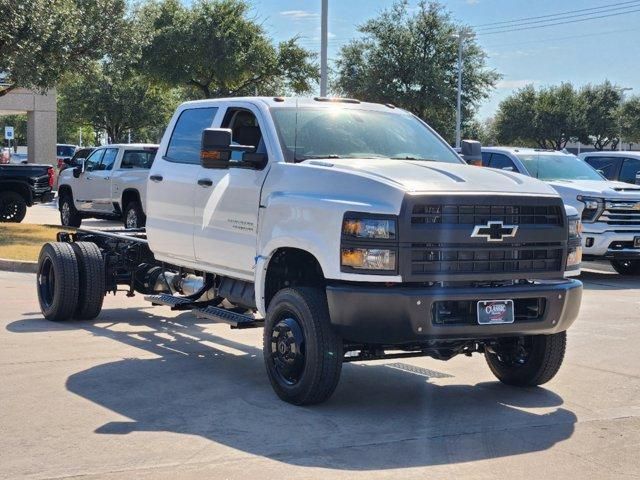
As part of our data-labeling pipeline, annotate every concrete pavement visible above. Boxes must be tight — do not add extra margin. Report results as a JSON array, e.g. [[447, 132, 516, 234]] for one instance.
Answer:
[[1, 266, 639, 479], [23, 201, 121, 228]]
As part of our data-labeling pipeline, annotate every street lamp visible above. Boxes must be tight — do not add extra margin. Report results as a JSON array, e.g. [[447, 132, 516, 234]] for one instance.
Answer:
[[320, 0, 328, 97], [453, 29, 473, 149], [616, 86, 633, 151]]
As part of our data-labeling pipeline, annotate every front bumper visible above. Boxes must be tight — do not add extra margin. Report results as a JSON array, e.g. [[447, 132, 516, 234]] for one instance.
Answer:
[[326, 279, 582, 344], [582, 229, 640, 259]]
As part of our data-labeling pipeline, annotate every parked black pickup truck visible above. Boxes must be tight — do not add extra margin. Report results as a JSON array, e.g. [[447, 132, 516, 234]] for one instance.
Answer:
[[0, 164, 55, 222]]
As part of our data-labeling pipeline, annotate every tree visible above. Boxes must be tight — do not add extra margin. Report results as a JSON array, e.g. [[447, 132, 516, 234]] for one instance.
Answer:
[[0, 0, 128, 96], [333, 1, 499, 143], [0, 115, 27, 146], [58, 63, 181, 144], [580, 81, 622, 150], [494, 83, 583, 150], [621, 97, 640, 145], [138, 0, 318, 98]]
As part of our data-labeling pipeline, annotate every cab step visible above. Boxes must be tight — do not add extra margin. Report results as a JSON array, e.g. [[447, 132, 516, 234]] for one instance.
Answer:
[[195, 305, 263, 329], [144, 293, 194, 309]]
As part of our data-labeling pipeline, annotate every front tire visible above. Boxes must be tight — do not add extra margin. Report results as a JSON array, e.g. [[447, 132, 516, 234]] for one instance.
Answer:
[[485, 332, 566, 386], [263, 287, 343, 405], [0, 190, 27, 223], [610, 259, 640, 275], [123, 201, 145, 228], [37, 242, 80, 321], [59, 194, 82, 227]]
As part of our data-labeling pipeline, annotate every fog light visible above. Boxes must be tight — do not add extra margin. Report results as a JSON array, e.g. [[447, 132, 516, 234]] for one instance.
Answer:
[[585, 237, 594, 248], [341, 248, 396, 271]]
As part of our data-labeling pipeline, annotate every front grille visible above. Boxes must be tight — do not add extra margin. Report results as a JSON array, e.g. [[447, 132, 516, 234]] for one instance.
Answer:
[[411, 243, 563, 275], [411, 204, 562, 225], [599, 201, 640, 226], [433, 298, 546, 325]]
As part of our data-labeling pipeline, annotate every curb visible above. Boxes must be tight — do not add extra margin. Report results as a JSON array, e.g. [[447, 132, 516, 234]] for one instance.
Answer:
[[0, 258, 37, 273]]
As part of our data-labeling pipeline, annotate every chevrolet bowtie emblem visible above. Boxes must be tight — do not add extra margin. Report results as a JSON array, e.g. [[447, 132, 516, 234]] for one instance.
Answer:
[[471, 221, 518, 242]]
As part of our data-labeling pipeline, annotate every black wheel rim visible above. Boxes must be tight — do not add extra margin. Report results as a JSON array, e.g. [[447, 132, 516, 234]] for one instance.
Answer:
[[126, 209, 138, 228], [270, 315, 305, 385], [0, 198, 19, 221], [38, 257, 55, 308], [493, 336, 533, 367], [61, 201, 71, 225]]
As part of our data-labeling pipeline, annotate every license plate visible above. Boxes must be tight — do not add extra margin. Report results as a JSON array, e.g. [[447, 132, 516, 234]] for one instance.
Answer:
[[477, 300, 514, 325], [634, 236, 640, 248]]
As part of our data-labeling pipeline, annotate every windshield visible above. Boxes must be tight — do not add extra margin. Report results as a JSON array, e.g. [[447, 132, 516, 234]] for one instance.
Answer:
[[270, 107, 462, 164], [516, 153, 604, 181], [57, 145, 76, 157]]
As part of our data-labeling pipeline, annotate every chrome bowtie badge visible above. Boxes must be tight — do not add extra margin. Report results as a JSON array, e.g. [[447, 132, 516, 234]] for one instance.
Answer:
[[471, 221, 518, 242]]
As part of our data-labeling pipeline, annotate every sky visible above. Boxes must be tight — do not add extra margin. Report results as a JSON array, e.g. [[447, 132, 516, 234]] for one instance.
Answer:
[[188, 0, 640, 120]]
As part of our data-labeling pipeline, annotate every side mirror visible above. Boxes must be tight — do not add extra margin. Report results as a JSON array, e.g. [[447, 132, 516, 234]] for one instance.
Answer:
[[72, 159, 85, 178], [201, 128, 264, 169], [460, 139, 482, 165]]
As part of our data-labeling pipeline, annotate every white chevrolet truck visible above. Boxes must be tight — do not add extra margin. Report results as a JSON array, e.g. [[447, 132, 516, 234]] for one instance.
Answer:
[[36, 97, 583, 405], [481, 147, 640, 275], [57, 144, 158, 228]]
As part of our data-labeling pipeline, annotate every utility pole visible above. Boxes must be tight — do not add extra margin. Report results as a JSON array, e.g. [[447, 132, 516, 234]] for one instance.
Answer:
[[320, 0, 328, 97], [454, 30, 472, 149]]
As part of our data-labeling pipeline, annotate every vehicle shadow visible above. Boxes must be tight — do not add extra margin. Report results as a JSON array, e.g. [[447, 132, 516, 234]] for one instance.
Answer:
[[7, 309, 577, 470], [579, 269, 640, 291]]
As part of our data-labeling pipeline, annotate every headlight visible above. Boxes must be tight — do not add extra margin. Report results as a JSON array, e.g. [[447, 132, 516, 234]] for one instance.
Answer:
[[341, 248, 396, 271], [568, 217, 582, 237], [566, 247, 583, 267], [342, 218, 396, 240], [577, 195, 603, 223]]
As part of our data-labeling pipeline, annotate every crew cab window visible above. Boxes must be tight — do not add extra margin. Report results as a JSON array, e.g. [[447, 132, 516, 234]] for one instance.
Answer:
[[481, 152, 492, 166], [620, 157, 640, 184], [583, 156, 621, 180], [488, 153, 516, 171], [121, 149, 157, 169], [84, 149, 104, 172], [166, 107, 218, 164], [99, 148, 118, 171]]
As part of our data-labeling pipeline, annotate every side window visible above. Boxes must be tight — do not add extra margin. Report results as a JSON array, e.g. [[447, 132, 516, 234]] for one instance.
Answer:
[[489, 153, 516, 171], [620, 158, 640, 184], [99, 148, 118, 171], [85, 149, 104, 172], [121, 150, 157, 169], [221, 108, 265, 162], [481, 152, 491, 167], [584, 156, 621, 180], [166, 107, 218, 164]]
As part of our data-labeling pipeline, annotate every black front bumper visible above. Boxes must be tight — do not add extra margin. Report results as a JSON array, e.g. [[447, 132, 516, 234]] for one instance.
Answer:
[[326, 279, 582, 344]]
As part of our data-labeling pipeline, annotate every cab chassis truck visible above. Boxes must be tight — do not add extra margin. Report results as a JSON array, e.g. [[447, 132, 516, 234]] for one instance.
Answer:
[[36, 97, 583, 405]]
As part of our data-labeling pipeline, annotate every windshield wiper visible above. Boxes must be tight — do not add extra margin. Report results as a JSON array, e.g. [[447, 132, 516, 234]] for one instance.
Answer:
[[390, 156, 435, 161]]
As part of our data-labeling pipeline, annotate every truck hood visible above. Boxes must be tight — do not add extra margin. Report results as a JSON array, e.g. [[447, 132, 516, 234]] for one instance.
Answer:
[[303, 158, 559, 196], [546, 179, 640, 200]]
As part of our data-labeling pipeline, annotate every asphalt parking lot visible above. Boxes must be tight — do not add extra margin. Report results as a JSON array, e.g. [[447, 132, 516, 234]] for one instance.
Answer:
[[1, 263, 639, 479]]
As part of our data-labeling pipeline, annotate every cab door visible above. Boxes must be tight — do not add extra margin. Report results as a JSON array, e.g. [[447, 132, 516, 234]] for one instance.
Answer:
[[88, 147, 119, 213], [146, 105, 220, 265], [74, 148, 104, 212], [193, 103, 271, 280]]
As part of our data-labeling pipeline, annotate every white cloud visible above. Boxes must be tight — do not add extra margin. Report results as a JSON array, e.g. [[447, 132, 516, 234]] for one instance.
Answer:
[[496, 79, 538, 89], [466, 0, 480, 4], [280, 10, 319, 20]]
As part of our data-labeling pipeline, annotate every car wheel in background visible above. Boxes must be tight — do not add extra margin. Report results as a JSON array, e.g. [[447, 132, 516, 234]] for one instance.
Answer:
[[124, 201, 146, 229], [59, 195, 82, 227], [0, 191, 27, 223]]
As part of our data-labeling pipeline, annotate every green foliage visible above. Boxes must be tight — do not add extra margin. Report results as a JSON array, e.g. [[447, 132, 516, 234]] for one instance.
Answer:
[[0, 0, 128, 95], [580, 81, 622, 150], [495, 83, 585, 150], [137, 0, 319, 98], [0, 115, 27, 145], [620, 97, 640, 144], [334, 0, 499, 143]]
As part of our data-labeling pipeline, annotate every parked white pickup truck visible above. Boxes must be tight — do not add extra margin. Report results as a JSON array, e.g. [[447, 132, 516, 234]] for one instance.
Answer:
[[36, 97, 583, 405], [57, 144, 158, 228], [480, 147, 640, 275]]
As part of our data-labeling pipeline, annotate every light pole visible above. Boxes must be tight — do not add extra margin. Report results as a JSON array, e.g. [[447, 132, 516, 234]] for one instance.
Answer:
[[320, 0, 328, 97], [453, 29, 472, 149], [616, 86, 633, 151]]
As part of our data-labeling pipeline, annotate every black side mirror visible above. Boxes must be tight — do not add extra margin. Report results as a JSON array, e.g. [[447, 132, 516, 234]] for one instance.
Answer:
[[460, 140, 482, 165], [201, 128, 265, 169]]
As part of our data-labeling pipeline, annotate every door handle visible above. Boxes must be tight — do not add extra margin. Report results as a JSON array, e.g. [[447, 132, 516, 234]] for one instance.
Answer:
[[198, 178, 213, 187], [150, 174, 163, 182]]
